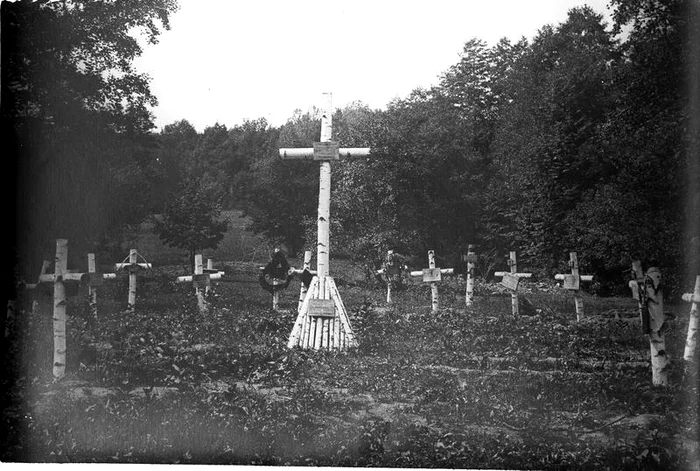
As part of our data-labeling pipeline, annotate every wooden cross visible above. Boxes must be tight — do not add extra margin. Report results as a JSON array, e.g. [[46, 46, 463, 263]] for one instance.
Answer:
[[33, 239, 114, 378], [554, 252, 593, 320], [681, 275, 700, 362], [628, 260, 667, 386], [494, 251, 532, 316], [115, 249, 152, 311], [176, 254, 225, 313], [410, 250, 455, 311], [463, 244, 477, 307], [376, 250, 406, 304], [282, 93, 370, 350]]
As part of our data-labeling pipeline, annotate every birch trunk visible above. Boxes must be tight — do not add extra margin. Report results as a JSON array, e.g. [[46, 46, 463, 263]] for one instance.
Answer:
[[465, 245, 475, 307], [206, 258, 214, 295], [510, 251, 519, 316], [88, 253, 97, 318], [683, 275, 700, 361], [646, 267, 667, 386], [570, 252, 584, 321], [195, 254, 207, 313], [429, 250, 439, 312], [316, 93, 332, 280], [128, 249, 138, 310], [53, 239, 68, 378]]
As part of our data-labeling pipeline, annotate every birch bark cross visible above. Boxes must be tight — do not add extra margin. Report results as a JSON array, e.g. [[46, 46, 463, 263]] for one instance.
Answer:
[[176, 254, 225, 313], [32, 240, 114, 378], [554, 252, 593, 321], [114, 249, 152, 311], [410, 250, 455, 312], [494, 251, 532, 316], [281, 92, 370, 351]]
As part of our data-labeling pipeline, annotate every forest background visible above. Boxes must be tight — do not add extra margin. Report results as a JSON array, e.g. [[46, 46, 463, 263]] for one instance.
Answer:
[[3, 0, 699, 300]]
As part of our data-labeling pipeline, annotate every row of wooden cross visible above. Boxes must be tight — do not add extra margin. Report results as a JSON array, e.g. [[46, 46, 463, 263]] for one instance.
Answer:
[[18, 93, 699, 380], [375, 248, 593, 317]]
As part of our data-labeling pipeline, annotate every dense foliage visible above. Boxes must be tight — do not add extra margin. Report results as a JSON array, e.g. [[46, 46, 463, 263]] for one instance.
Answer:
[[3, 0, 178, 279], [149, 2, 698, 296]]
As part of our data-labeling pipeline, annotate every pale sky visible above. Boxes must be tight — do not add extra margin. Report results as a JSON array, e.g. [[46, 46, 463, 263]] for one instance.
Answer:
[[133, 0, 615, 132]]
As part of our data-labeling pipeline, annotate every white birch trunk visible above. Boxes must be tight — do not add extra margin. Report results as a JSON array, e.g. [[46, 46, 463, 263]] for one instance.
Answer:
[[429, 250, 439, 312], [510, 251, 519, 316], [646, 267, 667, 386], [683, 275, 700, 361], [465, 245, 475, 307], [88, 253, 97, 318], [128, 249, 138, 310], [195, 254, 207, 313], [570, 252, 584, 321], [206, 258, 214, 295], [53, 239, 68, 378], [316, 93, 333, 280]]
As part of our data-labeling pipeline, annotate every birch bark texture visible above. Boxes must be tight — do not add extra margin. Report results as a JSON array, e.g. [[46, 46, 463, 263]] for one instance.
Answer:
[[629, 261, 667, 386], [52, 239, 68, 378], [682, 275, 700, 361]]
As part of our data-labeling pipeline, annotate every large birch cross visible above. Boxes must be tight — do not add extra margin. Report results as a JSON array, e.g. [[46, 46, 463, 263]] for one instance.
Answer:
[[280, 92, 370, 350]]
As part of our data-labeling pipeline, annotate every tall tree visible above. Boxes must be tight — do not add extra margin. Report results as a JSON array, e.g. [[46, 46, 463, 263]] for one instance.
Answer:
[[3, 0, 178, 277], [154, 177, 229, 270]]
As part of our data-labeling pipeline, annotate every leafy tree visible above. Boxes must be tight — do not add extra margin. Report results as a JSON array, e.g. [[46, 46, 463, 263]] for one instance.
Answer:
[[154, 177, 229, 270], [484, 6, 618, 275], [233, 111, 319, 255], [2, 0, 178, 278]]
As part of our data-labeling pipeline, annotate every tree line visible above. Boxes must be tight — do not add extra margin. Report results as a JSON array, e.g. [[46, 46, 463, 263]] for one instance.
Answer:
[[4, 0, 699, 298]]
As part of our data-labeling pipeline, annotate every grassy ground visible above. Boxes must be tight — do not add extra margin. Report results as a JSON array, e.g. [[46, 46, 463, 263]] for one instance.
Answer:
[[2, 214, 699, 468]]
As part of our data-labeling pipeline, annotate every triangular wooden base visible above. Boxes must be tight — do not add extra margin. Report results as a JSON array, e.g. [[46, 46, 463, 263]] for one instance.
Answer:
[[287, 276, 358, 350]]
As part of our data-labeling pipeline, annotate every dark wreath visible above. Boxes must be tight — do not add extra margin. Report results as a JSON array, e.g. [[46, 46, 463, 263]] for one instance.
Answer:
[[259, 251, 294, 294]]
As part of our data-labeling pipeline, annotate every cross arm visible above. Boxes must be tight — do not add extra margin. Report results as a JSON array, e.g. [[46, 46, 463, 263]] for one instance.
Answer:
[[279, 143, 371, 161], [555, 274, 593, 281], [410, 268, 454, 277], [494, 272, 532, 278]]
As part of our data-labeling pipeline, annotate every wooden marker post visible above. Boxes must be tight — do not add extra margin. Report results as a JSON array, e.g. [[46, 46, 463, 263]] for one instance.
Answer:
[[282, 93, 369, 350], [494, 252, 532, 316], [681, 275, 700, 362], [114, 249, 152, 311], [629, 261, 667, 386], [410, 250, 455, 312], [464, 245, 477, 307], [176, 254, 224, 313], [554, 252, 593, 321]]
